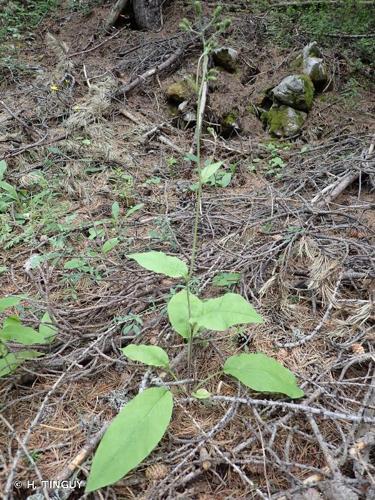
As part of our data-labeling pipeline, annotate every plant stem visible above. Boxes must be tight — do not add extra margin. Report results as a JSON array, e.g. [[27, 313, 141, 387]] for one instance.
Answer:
[[186, 38, 209, 377]]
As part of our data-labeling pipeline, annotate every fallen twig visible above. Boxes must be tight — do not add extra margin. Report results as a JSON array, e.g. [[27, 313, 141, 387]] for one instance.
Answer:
[[204, 396, 375, 424]]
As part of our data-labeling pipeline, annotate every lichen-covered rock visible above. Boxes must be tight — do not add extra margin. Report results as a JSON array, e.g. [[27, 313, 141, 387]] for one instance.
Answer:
[[302, 42, 328, 89], [304, 57, 328, 88], [266, 104, 307, 138], [271, 74, 314, 112], [212, 47, 238, 72], [166, 79, 195, 104]]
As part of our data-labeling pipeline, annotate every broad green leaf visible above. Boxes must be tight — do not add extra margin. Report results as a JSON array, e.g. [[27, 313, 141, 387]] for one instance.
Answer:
[[0, 181, 18, 201], [126, 203, 144, 218], [0, 160, 6, 180], [0, 350, 43, 377], [167, 289, 203, 339], [0, 317, 47, 345], [86, 387, 173, 492], [64, 258, 85, 270], [111, 201, 120, 220], [0, 296, 25, 313], [102, 238, 120, 254], [122, 344, 169, 368], [39, 312, 57, 344], [197, 293, 263, 331], [212, 272, 241, 288], [224, 353, 304, 399], [128, 251, 188, 278], [192, 388, 211, 399], [200, 161, 223, 183]]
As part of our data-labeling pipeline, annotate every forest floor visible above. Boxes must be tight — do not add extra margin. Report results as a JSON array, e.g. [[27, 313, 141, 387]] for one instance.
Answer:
[[0, 1, 374, 499]]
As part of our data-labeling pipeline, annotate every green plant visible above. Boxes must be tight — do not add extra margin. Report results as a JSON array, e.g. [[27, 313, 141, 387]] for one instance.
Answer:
[[0, 161, 21, 211], [341, 77, 362, 107], [190, 159, 235, 190], [250, 143, 289, 179], [85, 3, 304, 493], [62, 253, 103, 286], [116, 314, 144, 337], [109, 169, 135, 206], [0, 296, 57, 377]]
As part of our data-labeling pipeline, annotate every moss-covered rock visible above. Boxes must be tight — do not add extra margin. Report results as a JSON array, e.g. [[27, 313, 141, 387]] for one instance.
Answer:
[[271, 74, 314, 112], [266, 104, 307, 138], [166, 79, 195, 104]]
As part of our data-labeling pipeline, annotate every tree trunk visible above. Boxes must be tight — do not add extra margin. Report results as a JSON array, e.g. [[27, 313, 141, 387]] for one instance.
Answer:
[[132, 0, 164, 30]]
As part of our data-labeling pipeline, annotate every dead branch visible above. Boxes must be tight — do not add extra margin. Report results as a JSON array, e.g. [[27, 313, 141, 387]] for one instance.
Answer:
[[115, 40, 197, 97]]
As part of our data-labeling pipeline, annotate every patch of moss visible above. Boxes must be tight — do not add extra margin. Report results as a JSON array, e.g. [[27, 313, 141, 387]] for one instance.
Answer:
[[299, 74, 314, 110], [222, 111, 238, 127]]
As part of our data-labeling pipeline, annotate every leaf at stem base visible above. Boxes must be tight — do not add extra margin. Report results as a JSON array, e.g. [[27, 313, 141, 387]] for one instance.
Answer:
[[86, 387, 173, 492], [224, 353, 304, 399], [128, 251, 188, 278]]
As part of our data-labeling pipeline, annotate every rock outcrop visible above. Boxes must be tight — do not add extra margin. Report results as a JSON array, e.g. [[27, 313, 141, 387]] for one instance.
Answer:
[[259, 42, 328, 138]]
